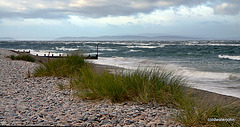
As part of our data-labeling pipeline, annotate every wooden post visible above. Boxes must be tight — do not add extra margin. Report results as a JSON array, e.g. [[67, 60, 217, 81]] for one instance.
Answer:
[[48, 52, 50, 62], [96, 43, 99, 59]]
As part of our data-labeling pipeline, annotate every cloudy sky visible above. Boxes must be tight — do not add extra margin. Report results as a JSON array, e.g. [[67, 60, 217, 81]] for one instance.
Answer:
[[0, 0, 239, 40]]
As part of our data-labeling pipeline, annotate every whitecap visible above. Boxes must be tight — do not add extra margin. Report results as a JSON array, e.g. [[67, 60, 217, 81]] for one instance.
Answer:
[[98, 48, 117, 51], [183, 43, 240, 47], [129, 49, 143, 52], [56, 46, 79, 51], [126, 45, 159, 49], [218, 55, 240, 61]]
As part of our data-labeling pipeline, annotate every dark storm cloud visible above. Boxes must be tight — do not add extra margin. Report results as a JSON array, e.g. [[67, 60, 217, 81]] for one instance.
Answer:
[[0, 8, 69, 19], [0, 0, 239, 19]]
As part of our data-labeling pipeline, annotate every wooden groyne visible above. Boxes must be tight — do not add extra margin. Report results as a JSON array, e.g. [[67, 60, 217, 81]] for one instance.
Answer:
[[11, 50, 98, 59], [10, 50, 31, 54], [37, 53, 98, 59], [9, 44, 99, 59]]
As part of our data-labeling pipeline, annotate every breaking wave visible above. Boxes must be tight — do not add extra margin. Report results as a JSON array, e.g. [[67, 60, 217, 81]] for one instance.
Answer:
[[218, 55, 240, 61]]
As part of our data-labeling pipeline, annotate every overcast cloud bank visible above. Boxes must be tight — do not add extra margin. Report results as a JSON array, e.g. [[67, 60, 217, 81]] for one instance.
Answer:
[[0, 0, 239, 19], [0, 0, 239, 40]]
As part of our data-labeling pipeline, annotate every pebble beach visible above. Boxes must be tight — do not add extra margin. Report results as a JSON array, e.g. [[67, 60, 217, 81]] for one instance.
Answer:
[[0, 49, 183, 126]]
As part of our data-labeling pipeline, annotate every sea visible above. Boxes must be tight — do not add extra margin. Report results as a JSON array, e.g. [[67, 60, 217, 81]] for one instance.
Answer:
[[1, 40, 240, 98]]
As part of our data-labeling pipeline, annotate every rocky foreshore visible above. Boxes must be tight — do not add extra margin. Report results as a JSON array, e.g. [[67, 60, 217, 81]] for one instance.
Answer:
[[0, 49, 183, 126]]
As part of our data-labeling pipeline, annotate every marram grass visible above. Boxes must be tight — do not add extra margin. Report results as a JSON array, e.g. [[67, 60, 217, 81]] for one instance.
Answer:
[[34, 55, 86, 77], [177, 95, 240, 127], [71, 65, 129, 102], [7, 54, 35, 62], [71, 66, 186, 105]]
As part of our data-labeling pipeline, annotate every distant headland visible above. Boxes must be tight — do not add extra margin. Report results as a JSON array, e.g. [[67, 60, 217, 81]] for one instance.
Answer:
[[0, 37, 15, 41]]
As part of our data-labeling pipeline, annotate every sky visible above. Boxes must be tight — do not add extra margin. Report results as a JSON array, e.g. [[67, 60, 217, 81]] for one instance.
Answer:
[[0, 0, 240, 40]]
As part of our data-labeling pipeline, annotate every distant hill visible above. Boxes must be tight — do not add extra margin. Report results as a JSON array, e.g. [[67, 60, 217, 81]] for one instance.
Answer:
[[56, 35, 198, 41], [0, 37, 15, 41]]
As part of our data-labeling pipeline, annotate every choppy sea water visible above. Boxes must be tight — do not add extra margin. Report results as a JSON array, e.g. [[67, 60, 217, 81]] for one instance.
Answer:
[[1, 40, 240, 98]]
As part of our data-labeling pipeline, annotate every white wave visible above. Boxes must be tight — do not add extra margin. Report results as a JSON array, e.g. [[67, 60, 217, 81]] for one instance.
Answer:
[[83, 41, 130, 46], [80, 45, 97, 50], [129, 49, 143, 52], [83, 44, 117, 51], [189, 83, 240, 98], [98, 48, 117, 51], [56, 46, 79, 51], [218, 55, 240, 61], [178, 68, 238, 81], [182, 43, 240, 47], [84, 41, 133, 45], [137, 43, 154, 46], [206, 44, 240, 46], [126, 45, 160, 49], [168, 66, 240, 98], [84, 52, 102, 55], [89, 57, 164, 70], [158, 44, 166, 48]]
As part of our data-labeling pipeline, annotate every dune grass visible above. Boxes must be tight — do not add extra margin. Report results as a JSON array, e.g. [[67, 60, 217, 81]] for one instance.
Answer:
[[7, 54, 35, 62], [71, 65, 186, 105], [34, 55, 86, 77], [33, 56, 240, 126], [177, 92, 240, 127], [71, 65, 130, 102]]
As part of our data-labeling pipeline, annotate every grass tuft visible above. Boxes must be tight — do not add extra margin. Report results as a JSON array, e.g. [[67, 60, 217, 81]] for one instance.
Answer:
[[177, 93, 240, 126], [7, 55, 35, 62], [34, 55, 86, 77], [71, 65, 129, 102], [71, 66, 186, 105]]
